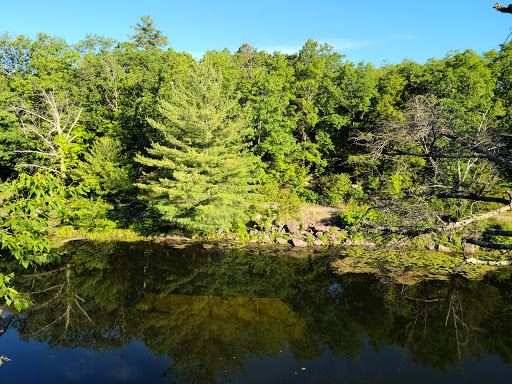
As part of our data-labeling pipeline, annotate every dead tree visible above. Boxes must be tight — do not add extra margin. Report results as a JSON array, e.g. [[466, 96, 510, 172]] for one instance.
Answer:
[[494, 3, 512, 14], [12, 89, 83, 181], [356, 96, 512, 242]]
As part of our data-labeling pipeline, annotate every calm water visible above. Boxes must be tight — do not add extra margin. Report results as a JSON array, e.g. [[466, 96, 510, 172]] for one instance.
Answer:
[[1, 241, 512, 383]]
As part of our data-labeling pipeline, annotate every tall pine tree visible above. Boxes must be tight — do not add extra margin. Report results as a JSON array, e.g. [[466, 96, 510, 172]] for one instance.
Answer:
[[136, 62, 258, 233]]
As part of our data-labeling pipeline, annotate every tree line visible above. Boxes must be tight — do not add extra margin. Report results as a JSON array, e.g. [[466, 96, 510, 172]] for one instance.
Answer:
[[2, 15, 512, 305]]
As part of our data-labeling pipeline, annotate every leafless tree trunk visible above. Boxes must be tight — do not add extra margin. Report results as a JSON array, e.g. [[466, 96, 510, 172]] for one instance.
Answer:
[[13, 88, 83, 181], [355, 96, 512, 239]]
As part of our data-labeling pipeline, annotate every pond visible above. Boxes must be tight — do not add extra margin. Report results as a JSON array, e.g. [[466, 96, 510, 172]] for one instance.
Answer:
[[0, 241, 512, 383]]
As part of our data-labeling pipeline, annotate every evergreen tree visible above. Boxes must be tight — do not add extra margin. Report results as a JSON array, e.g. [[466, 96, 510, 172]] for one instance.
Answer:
[[136, 62, 258, 233], [71, 136, 131, 196], [128, 15, 169, 50]]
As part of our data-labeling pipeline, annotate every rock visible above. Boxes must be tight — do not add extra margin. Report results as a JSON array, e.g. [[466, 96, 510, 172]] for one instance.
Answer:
[[164, 234, 191, 242], [302, 231, 314, 238], [291, 238, 308, 247], [428, 244, 436, 251], [363, 241, 376, 248], [330, 231, 342, 240], [499, 260, 512, 266], [276, 237, 289, 245], [345, 239, 353, 246], [437, 244, 453, 253], [462, 242, 475, 255], [313, 239, 324, 246], [315, 231, 324, 238], [285, 223, 300, 233], [253, 214, 262, 221], [465, 257, 479, 264], [314, 224, 331, 232], [202, 244, 215, 249]]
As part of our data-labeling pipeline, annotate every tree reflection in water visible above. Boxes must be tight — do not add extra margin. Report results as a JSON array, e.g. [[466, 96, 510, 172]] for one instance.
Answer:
[[4, 241, 512, 383]]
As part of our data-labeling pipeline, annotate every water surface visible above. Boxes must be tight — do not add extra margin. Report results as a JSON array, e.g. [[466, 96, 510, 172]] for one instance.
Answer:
[[1, 241, 511, 383]]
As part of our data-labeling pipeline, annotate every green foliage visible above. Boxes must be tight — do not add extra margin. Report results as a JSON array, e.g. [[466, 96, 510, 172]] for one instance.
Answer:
[[136, 62, 258, 233], [61, 195, 117, 233], [317, 173, 352, 205], [71, 136, 132, 196], [337, 200, 373, 229], [265, 155, 310, 192], [128, 15, 169, 50], [0, 172, 82, 309], [0, 272, 29, 310]]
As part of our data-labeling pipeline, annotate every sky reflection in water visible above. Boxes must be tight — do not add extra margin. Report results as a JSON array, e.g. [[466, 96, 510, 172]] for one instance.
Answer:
[[0, 241, 511, 383]]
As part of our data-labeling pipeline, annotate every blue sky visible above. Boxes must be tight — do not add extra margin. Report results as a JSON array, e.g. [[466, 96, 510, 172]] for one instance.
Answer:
[[2, 0, 512, 66]]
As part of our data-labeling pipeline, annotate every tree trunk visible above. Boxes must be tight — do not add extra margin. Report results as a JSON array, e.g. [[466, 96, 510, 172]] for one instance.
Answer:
[[465, 239, 512, 250]]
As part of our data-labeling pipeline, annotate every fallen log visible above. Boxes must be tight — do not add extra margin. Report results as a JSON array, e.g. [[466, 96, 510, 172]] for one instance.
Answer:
[[484, 229, 512, 236], [465, 238, 512, 250]]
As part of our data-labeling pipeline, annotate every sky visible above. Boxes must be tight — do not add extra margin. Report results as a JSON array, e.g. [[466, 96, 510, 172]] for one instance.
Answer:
[[2, 0, 512, 66]]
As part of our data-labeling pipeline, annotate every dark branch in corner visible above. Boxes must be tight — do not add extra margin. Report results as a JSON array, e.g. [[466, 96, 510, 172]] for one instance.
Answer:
[[494, 3, 512, 14]]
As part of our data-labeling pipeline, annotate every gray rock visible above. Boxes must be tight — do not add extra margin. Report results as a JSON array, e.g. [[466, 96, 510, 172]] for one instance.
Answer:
[[285, 223, 299, 233], [291, 238, 308, 247], [315, 231, 324, 238], [164, 234, 191, 242], [437, 244, 453, 253], [314, 224, 331, 232], [462, 242, 475, 255], [276, 237, 289, 245], [313, 239, 324, 246]]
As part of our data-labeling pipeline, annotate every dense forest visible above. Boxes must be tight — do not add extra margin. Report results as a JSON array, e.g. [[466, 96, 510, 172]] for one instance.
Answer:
[[2, 16, 512, 306]]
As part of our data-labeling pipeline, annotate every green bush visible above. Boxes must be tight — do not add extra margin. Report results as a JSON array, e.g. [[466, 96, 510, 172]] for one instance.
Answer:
[[62, 195, 117, 233], [337, 200, 373, 228], [317, 173, 352, 206]]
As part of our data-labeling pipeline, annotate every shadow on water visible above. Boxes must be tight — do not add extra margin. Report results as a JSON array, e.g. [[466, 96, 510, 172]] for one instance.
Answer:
[[2, 241, 512, 383]]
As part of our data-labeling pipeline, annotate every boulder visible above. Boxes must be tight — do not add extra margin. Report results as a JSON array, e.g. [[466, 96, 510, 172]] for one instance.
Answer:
[[462, 242, 475, 255], [164, 234, 191, 242], [291, 238, 308, 247], [313, 239, 324, 246], [437, 244, 453, 253], [285, 223, 300, 233], [314, 224, 331, 232], [315, 231, 324, 238], [276, 237, 289, 245]]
